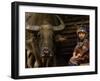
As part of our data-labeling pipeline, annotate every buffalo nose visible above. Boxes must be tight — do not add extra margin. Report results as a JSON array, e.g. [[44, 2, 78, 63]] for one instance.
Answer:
[[43, 47, 49, 54]]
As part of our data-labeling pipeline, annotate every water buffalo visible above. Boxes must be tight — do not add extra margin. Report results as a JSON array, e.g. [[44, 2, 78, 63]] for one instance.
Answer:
[[26, 13, 65, 67]]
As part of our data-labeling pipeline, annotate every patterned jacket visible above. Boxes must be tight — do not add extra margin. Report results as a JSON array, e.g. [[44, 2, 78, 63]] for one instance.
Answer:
[[74, 39, 89, 64]]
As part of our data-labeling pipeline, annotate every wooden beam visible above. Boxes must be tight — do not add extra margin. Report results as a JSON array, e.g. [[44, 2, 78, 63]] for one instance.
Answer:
[[65, 20, 89, 26]]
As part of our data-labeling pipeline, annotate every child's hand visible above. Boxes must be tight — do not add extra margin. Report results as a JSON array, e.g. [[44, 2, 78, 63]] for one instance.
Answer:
[[74, 53, 81, 58]]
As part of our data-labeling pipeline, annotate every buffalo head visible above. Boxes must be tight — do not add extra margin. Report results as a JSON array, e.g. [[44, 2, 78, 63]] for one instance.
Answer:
[[26, 15, 65, 66]]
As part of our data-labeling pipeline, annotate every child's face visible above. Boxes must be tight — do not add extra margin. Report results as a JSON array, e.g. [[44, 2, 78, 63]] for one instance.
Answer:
[[78, 32, 86, 40]]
